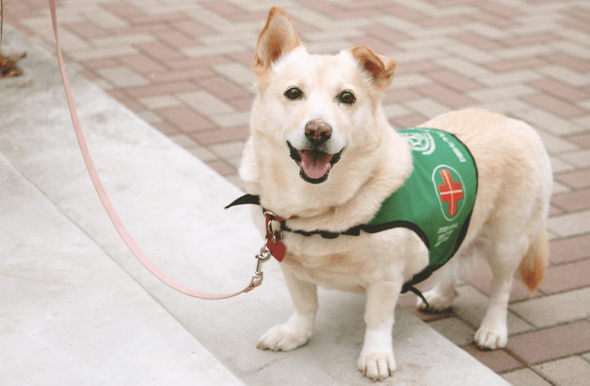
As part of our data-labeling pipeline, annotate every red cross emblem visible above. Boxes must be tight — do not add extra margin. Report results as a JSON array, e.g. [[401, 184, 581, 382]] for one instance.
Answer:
[[437, 169, 463, 217]]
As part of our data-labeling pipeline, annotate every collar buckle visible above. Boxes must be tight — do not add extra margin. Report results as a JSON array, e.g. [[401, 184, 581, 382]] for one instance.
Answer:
[[263, 210, 287, 262]]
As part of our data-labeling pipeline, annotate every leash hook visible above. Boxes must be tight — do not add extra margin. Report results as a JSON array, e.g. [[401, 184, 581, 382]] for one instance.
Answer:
[[248, 209, 286, 290], [248, 245, 272, 290]]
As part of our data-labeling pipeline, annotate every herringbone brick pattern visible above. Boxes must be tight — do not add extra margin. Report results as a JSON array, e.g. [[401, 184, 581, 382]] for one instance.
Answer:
[[4, 1, 589, 385]]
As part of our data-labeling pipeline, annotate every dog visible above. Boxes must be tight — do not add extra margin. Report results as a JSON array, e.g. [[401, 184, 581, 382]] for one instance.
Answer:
[[237, 7, 552, 382]]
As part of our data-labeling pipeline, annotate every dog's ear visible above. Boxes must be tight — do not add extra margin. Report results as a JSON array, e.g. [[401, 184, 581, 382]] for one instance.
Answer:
[[253, 7, 301, 77], [350, 46, 396, 91]]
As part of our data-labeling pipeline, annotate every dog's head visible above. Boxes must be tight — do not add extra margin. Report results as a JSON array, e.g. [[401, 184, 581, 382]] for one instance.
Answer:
[[246, 7, 396, 201]]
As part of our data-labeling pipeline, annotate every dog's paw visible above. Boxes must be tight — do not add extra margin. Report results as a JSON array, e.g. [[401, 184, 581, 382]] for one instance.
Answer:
[[474, 325, 508, 350], [357, 350, 396, 382], [256, 324, 310, 352], [416, 289, 456, 313]]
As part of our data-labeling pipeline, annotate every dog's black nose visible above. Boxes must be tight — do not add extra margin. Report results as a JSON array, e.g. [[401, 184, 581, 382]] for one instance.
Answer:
[[305, 119, 332, 146]]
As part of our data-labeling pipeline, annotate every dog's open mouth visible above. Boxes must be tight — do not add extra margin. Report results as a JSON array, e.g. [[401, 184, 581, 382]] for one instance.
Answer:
[[288, 142, 342, 184]]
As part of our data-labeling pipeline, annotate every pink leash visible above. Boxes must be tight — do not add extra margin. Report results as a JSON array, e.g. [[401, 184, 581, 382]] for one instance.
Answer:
[[48, 0, 266, 299]]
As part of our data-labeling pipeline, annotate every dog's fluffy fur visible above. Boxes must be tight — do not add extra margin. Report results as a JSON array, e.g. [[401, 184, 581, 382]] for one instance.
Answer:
[[240, 7, 553, 382]]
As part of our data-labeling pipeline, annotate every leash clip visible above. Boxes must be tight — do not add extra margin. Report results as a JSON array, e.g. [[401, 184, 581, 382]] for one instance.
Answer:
[[248, 245, 272, 290]]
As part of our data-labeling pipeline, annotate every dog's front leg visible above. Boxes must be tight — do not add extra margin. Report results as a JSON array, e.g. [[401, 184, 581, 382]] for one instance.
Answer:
[[257, 264, 318, 352], [358, 279, 402, 382]]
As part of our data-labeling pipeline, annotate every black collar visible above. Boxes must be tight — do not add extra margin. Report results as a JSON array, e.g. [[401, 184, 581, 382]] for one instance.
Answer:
[[225, 193, 431, 307], [225, 194, 425, 240]]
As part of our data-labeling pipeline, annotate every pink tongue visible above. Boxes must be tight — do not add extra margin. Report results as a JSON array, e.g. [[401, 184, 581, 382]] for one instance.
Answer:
[[300, 151, 332, 179]]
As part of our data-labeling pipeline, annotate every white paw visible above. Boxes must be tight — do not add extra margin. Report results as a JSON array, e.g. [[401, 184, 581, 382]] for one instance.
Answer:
[[416, 289, 456, 313], [357, 350, 396, 382], [256, 324, 310, 352], [475, 326, 508, 350]]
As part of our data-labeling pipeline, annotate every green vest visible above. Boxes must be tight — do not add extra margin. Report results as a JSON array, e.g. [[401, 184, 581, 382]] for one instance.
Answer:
[[366, 128, 478, 290]]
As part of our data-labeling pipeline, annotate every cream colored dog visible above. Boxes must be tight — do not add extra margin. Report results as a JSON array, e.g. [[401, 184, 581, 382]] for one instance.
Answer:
[[239, 7, 552, 382]]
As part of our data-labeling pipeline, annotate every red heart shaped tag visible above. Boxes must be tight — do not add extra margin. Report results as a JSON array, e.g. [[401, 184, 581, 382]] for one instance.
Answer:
[[267, 239, 286, 262]]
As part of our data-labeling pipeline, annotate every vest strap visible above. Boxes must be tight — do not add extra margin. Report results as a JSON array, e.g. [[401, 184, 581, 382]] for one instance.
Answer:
[[403, 286, 430, 309]]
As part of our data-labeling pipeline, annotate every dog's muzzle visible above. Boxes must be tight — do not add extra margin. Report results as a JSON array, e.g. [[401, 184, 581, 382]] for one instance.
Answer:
[[287, 119, 343, 184], [287, 141, 342, 184]]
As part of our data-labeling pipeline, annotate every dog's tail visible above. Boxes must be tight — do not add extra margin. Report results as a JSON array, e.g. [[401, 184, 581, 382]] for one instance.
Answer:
[[517, 221, 549, 293]]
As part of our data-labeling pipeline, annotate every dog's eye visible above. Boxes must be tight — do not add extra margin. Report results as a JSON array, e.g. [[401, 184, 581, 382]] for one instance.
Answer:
[[339, 91, 356, 105], [285, 87, 303, 100]]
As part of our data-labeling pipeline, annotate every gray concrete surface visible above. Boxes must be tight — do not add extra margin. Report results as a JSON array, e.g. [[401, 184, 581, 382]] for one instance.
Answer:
[[0, 26, 510, 385]]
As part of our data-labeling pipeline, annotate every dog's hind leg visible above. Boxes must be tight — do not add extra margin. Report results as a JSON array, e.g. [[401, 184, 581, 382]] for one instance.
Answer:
[[475, 223, 549, 349], [416, 257, 462, 313], [474, 236, 528, 350], [257, 265, 318, 352], [416, 240, 483, 312]]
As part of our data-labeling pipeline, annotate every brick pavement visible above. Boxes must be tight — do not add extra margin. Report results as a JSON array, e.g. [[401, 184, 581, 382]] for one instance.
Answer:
[[3, 1, 589, 385]]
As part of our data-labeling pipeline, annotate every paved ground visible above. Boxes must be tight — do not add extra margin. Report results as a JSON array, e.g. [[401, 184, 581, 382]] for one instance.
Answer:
[[3, 0, 590, 385]]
